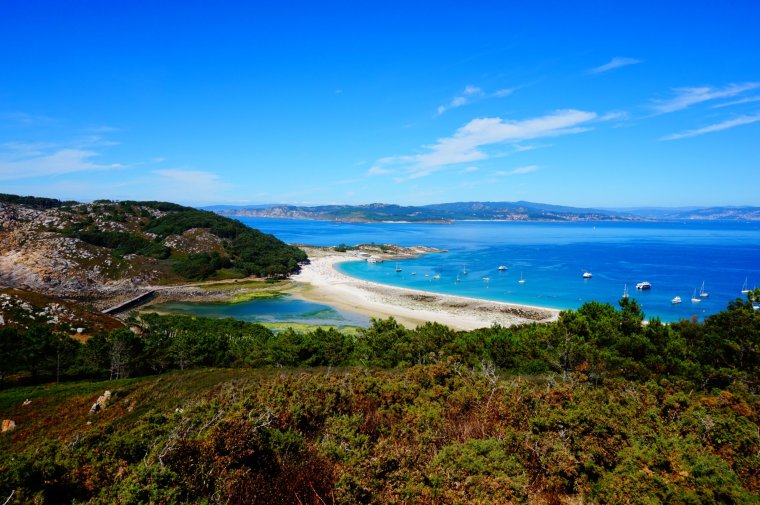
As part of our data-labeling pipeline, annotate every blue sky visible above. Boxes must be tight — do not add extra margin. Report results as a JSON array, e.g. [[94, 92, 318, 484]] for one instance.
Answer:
[[1, 1, 759, 207]]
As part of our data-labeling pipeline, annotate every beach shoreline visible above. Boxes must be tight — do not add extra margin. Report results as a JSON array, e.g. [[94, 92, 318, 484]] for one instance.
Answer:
[[289, 247, 560, 330]]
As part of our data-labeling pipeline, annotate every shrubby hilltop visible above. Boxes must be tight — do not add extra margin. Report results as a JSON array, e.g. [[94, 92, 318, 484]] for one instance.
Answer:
[[0, 194, 306, 303]]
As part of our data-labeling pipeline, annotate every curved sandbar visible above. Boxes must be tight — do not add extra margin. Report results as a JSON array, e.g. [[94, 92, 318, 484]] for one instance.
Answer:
[[290, 247, 559, 331]]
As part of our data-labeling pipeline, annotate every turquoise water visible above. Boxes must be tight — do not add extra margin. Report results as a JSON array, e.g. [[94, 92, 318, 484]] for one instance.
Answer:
[[239, 217, 760, 322], [152, 294, 369, 327]]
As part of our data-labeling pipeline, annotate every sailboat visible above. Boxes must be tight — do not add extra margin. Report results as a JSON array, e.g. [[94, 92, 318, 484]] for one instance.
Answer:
[[622, 284, 629, 299], [699, 281, 709, 298], [741, 277, 750, 295], [690, 288, 701, 303], [462, 264, 468, 275], [518, 272, 525, 284], [395, 263, 402, 272], [671, 296, 682, 304]]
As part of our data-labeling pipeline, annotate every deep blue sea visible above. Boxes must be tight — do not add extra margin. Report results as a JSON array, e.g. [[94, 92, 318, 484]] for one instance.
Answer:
[[238, 217, 760, 323]]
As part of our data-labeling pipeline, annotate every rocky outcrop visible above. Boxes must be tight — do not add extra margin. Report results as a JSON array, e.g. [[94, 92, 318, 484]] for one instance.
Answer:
[[162, 228, 226, 255], [1, 419, 16, 433], [89, 390, 112, 414], [0, 203, 164, 300]]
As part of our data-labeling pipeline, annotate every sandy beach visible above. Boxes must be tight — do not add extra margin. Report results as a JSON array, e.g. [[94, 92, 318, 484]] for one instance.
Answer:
[[290, 247, 560, 331]]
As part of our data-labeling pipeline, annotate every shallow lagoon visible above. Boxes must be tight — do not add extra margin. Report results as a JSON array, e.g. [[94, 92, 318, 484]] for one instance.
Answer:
[[151, 294, 370, 328]]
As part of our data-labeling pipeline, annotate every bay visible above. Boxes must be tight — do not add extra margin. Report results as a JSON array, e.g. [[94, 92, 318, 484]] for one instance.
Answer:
[[239, 217, 760, 322]]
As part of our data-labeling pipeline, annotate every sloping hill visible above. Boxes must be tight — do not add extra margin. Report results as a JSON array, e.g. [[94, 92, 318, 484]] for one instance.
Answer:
[[0, 195, 306, 303]]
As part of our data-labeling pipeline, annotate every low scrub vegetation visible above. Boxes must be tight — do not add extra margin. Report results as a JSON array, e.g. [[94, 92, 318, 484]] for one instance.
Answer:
[[1, 296, 759, 503]]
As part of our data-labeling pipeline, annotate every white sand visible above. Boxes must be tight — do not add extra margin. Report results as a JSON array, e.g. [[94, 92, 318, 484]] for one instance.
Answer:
[[290, 249, 559, 330]]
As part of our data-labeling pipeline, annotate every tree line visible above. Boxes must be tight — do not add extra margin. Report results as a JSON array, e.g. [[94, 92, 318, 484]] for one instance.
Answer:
[[3, 294, 758, 392]]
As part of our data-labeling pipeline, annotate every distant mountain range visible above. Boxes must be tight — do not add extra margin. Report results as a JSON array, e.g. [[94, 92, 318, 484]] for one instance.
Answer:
[[208, 201, 760, 223], [607, 206, 760, 221]]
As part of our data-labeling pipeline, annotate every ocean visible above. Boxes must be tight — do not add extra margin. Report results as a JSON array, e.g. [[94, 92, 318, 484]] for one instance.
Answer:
[[237, 217, 760, 322]]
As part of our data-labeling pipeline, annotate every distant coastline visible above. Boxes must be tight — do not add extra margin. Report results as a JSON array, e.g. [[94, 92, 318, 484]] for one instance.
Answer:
[[208, 201, 760, 223]]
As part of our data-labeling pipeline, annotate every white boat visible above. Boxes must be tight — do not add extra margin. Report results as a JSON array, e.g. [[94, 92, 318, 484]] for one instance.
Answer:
[[463, 265, 468, 275], [433, 274, 440, 280], [699, 281, 709, 298], [395, 263, 402, 272], [518, 272, 525, 284], [498, 265, 508, 271], [455, 275, 460, 283], [582, 272, 592, 279], [411, 272, 416, 276], [741, 277, 750, 294], [690, 289, 701, 303], [622, 284, 629, 299], [482, 277, 490, 282], [635, 281, 652, 290], [672, 296, 682, 304]]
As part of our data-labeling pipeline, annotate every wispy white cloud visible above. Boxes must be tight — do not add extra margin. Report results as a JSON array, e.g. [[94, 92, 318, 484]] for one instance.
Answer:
[[512, 144, 540, 153], [0, 129, 143, 181], [436, 86, 517, 115], [436, 85, 484, 115], [660, 113, 760, 141], [375, 109, 597, 181], [75, 135, 121, 148], [0, 142, 123, 181], [496, 165, 540, 176], [598, 110, 630, 122], [650, 83, 760, 114], [153, 169, 224, 186], [461, 166, 479, 173], [366, 165, 394, 176], [150, 169, 232, 202], [84, 125, 121, 133], [712, 95, 760, 109], [589, 57, 641, 74], [334, 176, 365, 185], [5, 168, 233, 204], [493, 88, 514, 97], [1, 112, 55, 126]]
